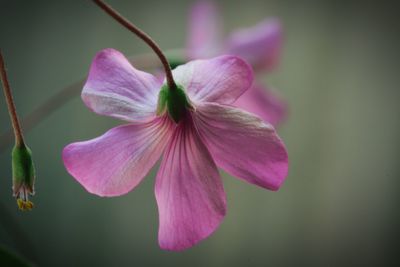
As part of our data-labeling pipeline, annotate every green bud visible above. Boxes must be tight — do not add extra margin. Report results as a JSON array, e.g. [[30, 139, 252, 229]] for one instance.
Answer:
[[157, 84, 193, 123], [12, 144, 35, 211]]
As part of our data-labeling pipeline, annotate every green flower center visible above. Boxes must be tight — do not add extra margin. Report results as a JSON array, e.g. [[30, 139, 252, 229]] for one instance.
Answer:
[[157, 84, 193, 123]]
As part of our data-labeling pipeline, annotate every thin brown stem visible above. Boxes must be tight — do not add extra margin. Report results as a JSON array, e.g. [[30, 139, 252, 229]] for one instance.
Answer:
[[0, 50, 25, 147], [92, 0, 177, 90]]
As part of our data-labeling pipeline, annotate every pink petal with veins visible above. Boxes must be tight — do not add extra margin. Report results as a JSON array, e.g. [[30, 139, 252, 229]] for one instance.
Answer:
[[82, 48, 162, 122], [155, 114, 226, 251], [172, 55, 253, 105], [63, 117, 174, 197], [195, 102, 288, 191]]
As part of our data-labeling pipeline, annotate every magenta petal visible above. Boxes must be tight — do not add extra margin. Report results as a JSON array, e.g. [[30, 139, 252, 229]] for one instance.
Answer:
[[187, 1, 221, 59], [225, 19, 283, 71], [233, 83, 287, 126], [195, 103, 288, 191], [63, 117, 173, 197], [155, 116, 226, 251], [172, 55, 253, 105], [82, 48, 161, 122]]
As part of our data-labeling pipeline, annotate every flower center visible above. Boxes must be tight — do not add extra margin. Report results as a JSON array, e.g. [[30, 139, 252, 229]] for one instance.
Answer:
[[157, 84, 193, 123]]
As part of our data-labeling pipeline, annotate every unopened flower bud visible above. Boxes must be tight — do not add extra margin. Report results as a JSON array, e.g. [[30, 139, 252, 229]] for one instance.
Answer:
[[12, 144, 35, 211]]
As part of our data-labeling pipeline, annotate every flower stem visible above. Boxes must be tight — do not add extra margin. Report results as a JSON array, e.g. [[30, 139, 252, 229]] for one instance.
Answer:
[[92, 0, 177, 90], [0, 50, 25, 147]]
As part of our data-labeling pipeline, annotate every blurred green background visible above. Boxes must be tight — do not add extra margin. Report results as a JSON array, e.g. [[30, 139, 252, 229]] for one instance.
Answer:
[[1, 0, 399, 266]]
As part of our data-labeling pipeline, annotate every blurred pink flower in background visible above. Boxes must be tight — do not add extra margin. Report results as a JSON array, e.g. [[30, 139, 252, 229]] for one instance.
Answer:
[[63, 49, 288, 251], [187, 1, 287, 126]]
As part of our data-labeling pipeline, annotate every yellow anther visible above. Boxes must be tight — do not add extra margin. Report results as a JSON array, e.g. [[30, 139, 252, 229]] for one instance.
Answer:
[[17, 198, 24, 209], [25, 201, 34, 210], [16, 198, 34, 211]]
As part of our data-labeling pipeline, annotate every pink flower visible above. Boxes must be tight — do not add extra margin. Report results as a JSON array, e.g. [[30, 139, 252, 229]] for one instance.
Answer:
[[63, 48, 288, 251], [187, 1, 287, 126]]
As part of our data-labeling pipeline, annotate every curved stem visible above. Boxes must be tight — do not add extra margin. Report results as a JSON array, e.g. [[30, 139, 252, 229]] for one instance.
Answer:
[[0, 50, 25, 147], [92, 0, 177, 90]]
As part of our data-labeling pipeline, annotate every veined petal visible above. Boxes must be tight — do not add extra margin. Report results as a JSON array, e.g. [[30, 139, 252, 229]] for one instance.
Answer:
[[187, 1, 222, 59], [82, 48, 161, 121], [172, 55, 253, 105], [155, 115, 226, 251], [63, 117, 174, 197], [225, 19, 283, 71], [194, 103, 288, 191], [233, 83, 287, 126]]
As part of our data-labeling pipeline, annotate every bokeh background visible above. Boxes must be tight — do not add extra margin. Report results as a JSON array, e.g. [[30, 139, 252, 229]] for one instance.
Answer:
[[1, 0, 399, 266]]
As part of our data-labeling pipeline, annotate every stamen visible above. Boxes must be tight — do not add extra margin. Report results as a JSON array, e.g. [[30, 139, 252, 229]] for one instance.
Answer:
[[16, 187, 34, 211]]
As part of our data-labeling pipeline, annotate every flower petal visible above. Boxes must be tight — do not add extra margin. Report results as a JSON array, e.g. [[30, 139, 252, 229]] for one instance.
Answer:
[[82, 48, 161, 121], [63, 117, 173, 197], [187, 1, 222, 59], [233, 83, 287, 126], [172, 55, 253, 105], [194, 103, 288, 191], [155, 115, 226, 251], [225, 19, 283, 71]]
